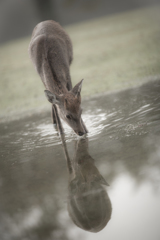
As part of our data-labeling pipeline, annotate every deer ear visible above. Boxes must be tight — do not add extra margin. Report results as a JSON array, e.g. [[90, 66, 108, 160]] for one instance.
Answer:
[[44, 90, 60, 104], [95, 174, 110, 186], [71, 79, 84, 97]]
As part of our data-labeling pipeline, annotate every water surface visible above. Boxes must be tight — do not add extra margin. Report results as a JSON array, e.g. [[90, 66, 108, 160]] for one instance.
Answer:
[[0, 80, 160, 240]]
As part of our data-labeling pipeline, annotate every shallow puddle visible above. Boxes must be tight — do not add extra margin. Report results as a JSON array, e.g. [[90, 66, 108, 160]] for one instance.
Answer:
[[0, 80, 160, 240]]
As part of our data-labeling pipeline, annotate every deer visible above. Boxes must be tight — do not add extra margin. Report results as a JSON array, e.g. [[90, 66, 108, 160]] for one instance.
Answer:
[[29, 20, 88, 136], [67, 137, 112, 232], [58, 124, 111, 232]]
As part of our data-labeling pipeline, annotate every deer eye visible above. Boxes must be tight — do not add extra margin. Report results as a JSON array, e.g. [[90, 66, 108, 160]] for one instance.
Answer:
[[66, 114, 71, 120]]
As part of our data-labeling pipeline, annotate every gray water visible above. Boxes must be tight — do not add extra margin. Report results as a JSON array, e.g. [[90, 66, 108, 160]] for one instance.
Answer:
[[0, 80, 160, 240]]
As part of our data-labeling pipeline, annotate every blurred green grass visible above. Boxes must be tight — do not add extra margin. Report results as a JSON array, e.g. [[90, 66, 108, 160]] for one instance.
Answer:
[[0, 6, 160, 121]]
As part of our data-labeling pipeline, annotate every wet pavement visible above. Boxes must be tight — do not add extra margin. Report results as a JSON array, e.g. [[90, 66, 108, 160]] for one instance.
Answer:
[[0, 79, 160, 240]]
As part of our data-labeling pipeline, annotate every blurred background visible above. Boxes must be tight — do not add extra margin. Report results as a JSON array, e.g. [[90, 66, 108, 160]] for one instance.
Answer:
[[0, 0, 160, 43], [0, 0, 160, 120]]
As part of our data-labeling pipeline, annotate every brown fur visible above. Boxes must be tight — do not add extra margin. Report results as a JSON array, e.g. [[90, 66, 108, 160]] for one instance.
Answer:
[[29, 20, 87, 135]]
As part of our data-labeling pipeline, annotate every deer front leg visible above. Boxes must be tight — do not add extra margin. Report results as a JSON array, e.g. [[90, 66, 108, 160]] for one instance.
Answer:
[[52, 104, 64, 135], [51, 105, 57, 124], [51, 105, 59, 134]]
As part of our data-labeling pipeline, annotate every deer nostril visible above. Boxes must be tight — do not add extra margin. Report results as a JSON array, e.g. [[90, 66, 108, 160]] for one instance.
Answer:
[[78, 131, 84, 136]]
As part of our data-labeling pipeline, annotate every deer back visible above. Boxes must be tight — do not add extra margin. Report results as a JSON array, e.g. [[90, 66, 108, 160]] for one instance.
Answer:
[[29, 20, 73, 94]]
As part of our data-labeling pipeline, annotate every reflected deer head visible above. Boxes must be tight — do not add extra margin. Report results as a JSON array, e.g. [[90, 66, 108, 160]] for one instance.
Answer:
[[61, 134, 112, 232]]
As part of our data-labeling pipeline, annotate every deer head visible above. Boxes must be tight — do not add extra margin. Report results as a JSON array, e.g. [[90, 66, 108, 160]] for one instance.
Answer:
[[44, 79, 87, 136]]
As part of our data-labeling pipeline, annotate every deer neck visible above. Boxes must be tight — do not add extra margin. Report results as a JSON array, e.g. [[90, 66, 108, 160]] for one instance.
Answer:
[[46, 77, 69, 96]]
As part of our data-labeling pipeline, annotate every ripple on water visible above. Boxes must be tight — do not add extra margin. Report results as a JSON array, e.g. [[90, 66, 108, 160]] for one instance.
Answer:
[[10, 102, 155, 151], [2, 81, 160, 152], [12, 109, 108, 151], [36, 110, 108, 145]]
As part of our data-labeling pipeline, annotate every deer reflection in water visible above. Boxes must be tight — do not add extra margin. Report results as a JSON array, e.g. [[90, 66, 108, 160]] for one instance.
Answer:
[[57, 114, 112, 232]]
